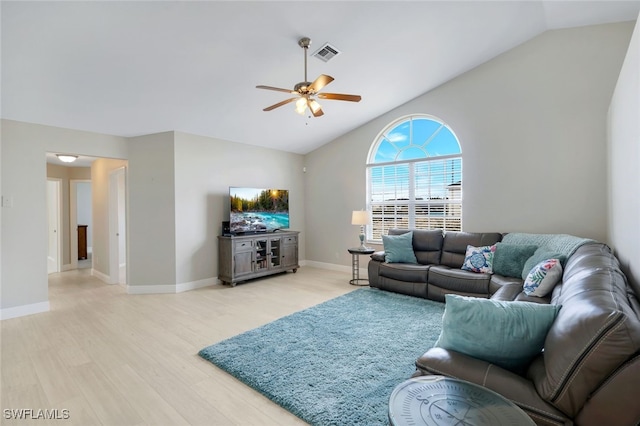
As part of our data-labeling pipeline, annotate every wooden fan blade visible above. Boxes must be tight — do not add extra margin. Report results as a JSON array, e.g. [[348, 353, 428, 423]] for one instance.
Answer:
[[263, 97, 298, 111], [256, 85, 296, 94], [317, 93, 362, 102], [307, 74, 334, 93]]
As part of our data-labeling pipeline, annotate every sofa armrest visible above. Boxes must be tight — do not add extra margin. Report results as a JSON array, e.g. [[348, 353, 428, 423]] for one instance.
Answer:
[[370, 251, 386, 262]]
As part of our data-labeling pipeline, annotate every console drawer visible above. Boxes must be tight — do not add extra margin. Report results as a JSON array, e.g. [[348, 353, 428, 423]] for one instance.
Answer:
[[234, 240, 253, 252], [283, 235, 297, 245]]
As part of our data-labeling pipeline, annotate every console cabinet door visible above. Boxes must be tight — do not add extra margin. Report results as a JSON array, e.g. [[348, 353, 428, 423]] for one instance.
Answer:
[[232, 239, 254, 277], [269, 238, 281, 269], [233, 251, 254, 276], [282, 235, 298, 269]]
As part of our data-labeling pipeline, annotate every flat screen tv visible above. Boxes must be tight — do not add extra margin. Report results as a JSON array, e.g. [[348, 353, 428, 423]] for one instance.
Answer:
[[229, 187, 289, 234]]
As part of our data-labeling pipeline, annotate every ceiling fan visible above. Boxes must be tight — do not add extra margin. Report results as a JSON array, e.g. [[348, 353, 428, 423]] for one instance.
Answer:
[[256, 37, 361, 117]]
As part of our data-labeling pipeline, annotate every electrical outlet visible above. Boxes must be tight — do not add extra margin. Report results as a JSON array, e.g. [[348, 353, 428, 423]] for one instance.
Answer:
[[2, 196, 13, 208]]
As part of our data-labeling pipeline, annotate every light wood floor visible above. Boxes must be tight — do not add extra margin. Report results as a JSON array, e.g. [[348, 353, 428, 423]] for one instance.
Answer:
[[1, 266, 356, 425]]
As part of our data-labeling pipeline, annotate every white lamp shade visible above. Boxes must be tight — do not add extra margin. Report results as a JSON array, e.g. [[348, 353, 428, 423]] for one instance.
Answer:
[[351, 210, 370, 226]]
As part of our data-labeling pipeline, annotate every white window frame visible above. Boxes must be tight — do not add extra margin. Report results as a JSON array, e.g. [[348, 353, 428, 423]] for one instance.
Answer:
[[366, 114, 462, 243]]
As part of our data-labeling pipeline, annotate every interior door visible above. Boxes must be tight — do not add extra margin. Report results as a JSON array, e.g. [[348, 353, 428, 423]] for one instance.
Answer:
[[47, 179, 61, 274], [109, 167, 127, 285]]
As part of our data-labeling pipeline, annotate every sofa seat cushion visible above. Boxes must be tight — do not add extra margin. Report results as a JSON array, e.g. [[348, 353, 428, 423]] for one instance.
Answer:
[[415, 348, 571, 425], [490, 274, 524, 295], [378, 262, 430, 283], [428, 265, 491, 296]]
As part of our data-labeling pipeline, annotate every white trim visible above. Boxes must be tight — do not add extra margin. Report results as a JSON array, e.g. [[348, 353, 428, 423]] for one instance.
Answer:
[[127, 277, 220, 295], [127, 284, 178, 294], [304, 260, 351, 273], [91, 268, 115, 284], [1, 301, 50, 320], [175, 277, 219, 293]]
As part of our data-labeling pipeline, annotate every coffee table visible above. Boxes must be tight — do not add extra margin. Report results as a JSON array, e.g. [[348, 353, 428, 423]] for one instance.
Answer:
[[388, 375, 535, 426]]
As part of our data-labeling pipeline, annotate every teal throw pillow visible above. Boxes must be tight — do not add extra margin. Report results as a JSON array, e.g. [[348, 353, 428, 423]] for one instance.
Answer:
[[492, 243, 538, 278], [382, 231, 417, 264], [435, 294, 561, 372], [521, 248, 567, 280]]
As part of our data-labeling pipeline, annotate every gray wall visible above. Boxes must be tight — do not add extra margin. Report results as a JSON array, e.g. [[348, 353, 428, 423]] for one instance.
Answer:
[[127, 132, 177, 288], [608, 14, 640, 292], [304, 22, 634, 267], [174, 131, 305, 287]]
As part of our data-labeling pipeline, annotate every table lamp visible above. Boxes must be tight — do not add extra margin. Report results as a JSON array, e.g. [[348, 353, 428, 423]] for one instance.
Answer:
[[351, 210, 370, 249]]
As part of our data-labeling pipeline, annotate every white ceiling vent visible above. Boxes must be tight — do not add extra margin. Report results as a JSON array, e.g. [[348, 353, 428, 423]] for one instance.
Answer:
[[312, 43, 341, 62]]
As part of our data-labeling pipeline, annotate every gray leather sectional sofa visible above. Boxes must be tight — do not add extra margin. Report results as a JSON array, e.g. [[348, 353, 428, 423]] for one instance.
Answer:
[[367, 229, 640, 426]]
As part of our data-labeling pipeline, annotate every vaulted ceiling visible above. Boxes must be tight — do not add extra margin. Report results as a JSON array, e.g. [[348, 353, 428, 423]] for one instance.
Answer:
[[3, 1, 639, 155]]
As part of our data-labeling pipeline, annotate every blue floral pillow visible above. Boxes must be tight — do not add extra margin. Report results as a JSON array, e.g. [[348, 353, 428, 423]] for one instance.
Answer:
[[461, 244, 496, 273]]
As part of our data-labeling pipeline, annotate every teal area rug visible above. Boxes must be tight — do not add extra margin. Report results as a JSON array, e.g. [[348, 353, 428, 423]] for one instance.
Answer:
[[198, 288, 445, 425]]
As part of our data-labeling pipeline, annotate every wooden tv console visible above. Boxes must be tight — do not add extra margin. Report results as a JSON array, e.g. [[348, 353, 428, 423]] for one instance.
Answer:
[[218, 231, 299, 286]]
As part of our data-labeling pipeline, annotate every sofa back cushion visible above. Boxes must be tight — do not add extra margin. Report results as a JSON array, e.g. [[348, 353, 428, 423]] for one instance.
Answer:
[[439, 231, 503, 268], [527, 243, 640, 417], [389, 229, 443, 265]]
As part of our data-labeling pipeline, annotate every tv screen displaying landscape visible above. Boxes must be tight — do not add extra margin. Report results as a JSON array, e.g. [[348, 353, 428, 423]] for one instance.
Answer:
[[229, 187, 290, 233]]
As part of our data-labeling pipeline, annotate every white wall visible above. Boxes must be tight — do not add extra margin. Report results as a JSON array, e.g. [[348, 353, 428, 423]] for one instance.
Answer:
[[608, 15, 640, 292], [0, 120, 128, 317], [304, 22, 634, 267], [173, 131, 305, 287]]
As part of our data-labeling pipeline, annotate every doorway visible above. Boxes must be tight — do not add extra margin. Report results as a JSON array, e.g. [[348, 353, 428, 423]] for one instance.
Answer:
[[47, 179, 62, 274], [70, 179, 92, 270]]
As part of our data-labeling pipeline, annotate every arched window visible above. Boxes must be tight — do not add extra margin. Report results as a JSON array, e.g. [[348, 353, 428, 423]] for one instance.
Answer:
[[366, 114, 462, 242]]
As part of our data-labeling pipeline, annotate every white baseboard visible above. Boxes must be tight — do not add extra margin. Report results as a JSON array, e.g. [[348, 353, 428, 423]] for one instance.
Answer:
[[176, 277, 219, 293], [91, 268, 115, 284], [127, 277, 220, 294], [61, 263, 73, 272], [0, 301, 50, 320], [304, 260, 352, 273]]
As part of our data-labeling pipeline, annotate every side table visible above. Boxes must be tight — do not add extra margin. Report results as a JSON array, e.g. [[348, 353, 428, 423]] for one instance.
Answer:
[[388, 376, 535, 426], [347, 247, 375, 286]]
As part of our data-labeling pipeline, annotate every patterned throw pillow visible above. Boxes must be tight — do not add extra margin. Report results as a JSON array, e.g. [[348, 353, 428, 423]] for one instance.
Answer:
[[461, 244, 496, 273], [523, 259, 563, 297]]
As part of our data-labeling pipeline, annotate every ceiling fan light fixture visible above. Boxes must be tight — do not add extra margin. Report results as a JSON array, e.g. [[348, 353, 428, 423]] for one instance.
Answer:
[[295, 97, 308, 115], [57, 154, 78, 163], [256, 36, 361, 117], [309, 99, 322, 114]]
